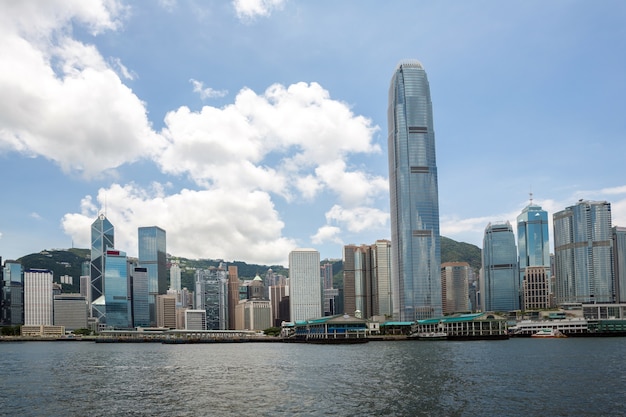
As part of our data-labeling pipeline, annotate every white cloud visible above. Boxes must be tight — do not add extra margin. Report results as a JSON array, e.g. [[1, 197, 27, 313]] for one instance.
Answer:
[[311, 225, 342, 245], [324, 205, 389, 234], [190, 79, 228, 99], [61, 183, 297, 265], [233, 0, 286, 20], [0, 0, 164, 177], [30, 213, 43, 221]]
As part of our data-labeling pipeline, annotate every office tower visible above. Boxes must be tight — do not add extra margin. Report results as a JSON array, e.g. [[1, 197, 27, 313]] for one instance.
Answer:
[[522, 266, 550, 310], [372, 240, 392, 318], [103, 250, 131, 329], [156, 295, 177, 328], [138, 226, 167, 325], [90, 214, 114, 321], [131, 267, 150, 327], [236, 299, 271, 331], [289, 248, 321, 321], [441, 262, 470, 314], [195, 266, 228, 330], [185, 309, 206, 330], [553, 200, 614, 304], [2, 260, 23, 325], [170, 260, 181, 292], [227, 266, 239, 329], [24, 269, 53, 326], [613, 227, 626, 303], [53, 294, 88, 330], [517, 201, 551, 308], [269, 284, 288, 326], [388, 60, 442, 321], [481, 222, 520, 312], [343, 245, 373, 318]]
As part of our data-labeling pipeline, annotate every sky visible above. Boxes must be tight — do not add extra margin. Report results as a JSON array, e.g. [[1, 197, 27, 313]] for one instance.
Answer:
[[1, 0, 625, 267]]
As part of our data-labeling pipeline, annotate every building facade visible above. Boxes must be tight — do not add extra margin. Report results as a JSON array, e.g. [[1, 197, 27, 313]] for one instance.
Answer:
[[481, 222, 520, 312], [441, 262, 470, 315], [388, 60, 442, 321], [104, 250, 131, 329], [53, 294, 88, 330], [522, 266, 551, 310], [170, 261, 181, 292], [372, 240, 392, 318], [195, 267, 228, 330], [2, 260, 23, 325], [24, 269, 53, 326], [138, 226, 167, 325], [517, 202, 551, 308], [613, 226, 626, 303], [131, 266, 150, 327], [90, 214, 114, 321], [289, 248, 321, 321], [553, 200, 614, 304]]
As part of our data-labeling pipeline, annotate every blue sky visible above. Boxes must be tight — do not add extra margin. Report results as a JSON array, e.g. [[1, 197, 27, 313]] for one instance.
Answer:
[[1, 0, 625, 266]]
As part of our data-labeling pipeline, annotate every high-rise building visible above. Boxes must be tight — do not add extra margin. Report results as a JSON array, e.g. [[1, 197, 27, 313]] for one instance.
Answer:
[[24, 269, 53, 326], [156, 295, 177, 328], [441, 262, 470, 315], [227, 265, 239, 329], [372, 240, 393, 318], [53, 294, 88, 330], [195, 266, 228, 330], [90, 214, 114, 321], [553, 200, 614, 304], [170, 261, 181, 292], [104, 250, 131, 329], [517, 201, 551, 309], [613, 226, 626, 304], [2, 260, 23, 325], [131, 267, 150, 328], [289, 248, 321, 321], [522, 266, 550, 310], [138, 226, 167, 325], [388, 60, 442, 321], [481, 222, 520, 312]]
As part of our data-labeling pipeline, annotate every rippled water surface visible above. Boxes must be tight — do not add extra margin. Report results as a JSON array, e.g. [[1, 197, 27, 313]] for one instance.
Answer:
[[1, 338, 625, 416]]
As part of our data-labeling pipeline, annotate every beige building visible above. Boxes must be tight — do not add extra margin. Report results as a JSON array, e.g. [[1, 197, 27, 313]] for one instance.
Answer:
[[523, 266, 551, 310], [156, 295, 177, 328], [441, 262, 470, 315]]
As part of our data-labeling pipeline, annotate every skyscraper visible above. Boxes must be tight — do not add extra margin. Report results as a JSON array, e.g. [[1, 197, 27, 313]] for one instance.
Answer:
[[388, 60, 442, 320], [553, 200, 614, 304], [170, 260, 181, 292], [289, 248, 321, 321], [481, 222, 520, 312], [138, 226, 167, 325], [195, 266, 228, 330], [612, 226, 626, 303], [104, 250, 131, 329], [90, 214, 114, 321], [441, 262, 470, 314], [24, 269, 53, 326]]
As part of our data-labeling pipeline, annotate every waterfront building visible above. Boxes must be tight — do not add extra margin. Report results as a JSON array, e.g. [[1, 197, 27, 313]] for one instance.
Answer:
[[343, 244, 373, 318], [156, 295, 177, 328], [195, 266, 228, 330], [2, 260, 23, 325], [53, 294, 88, 330], [481, 222, 520, 312], [522, 266, 551, 310], [235, 299, 272, 331], [372, 240, 392, 318], [103, 250, 131, 329], [138, 226, 167, 325], [269, 284, 289, 326], [90, 214, 114, 321], [170, 260, 181, 292], [131, 267, 150, 328], [24, 269, 53, 326], [441, 262, 470, 315], [388, 60, 442, 321], [185, 309, 206, 331], [553, 200, 614, 304], [517, 201, 551, 308], [321, 263, 338, 316], [289, 248, 321, 321], [613, 226, 626, 303], [227, 266, 239, 329], [413, 312, 509, 340]]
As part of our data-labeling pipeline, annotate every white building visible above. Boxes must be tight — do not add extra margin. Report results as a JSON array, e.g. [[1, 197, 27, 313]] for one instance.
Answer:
[[185, 309, 207, 330], [24, 269, 53, 326], [170, 261, 181, 292], [289, 248, 321, 321]]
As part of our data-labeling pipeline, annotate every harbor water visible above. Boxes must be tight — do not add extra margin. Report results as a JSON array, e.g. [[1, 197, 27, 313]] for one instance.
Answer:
[[1, 338, 625, 416]]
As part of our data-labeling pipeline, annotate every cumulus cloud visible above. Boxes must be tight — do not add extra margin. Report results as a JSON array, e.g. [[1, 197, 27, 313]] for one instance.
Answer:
[[311, 225, 342, 245], [61, 183, 298, 265], [324, 205, 389, 234], [0, 0, 164, 177], [190, 79, 228, 100], [233, 0, 286, 20]]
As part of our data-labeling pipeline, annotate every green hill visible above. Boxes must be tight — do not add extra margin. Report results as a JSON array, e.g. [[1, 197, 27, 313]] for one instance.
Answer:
[[18, 248, 90, 293], [441, 236, 482, 273]]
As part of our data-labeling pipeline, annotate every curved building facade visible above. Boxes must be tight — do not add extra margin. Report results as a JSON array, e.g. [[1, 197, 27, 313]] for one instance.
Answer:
[[388, 60, 441, 320]]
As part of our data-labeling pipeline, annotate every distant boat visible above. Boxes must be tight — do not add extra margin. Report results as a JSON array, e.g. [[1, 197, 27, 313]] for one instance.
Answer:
[[532, 328, 567, 338]]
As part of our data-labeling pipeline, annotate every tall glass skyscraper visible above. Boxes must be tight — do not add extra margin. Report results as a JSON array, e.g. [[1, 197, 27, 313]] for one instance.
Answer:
[[481, 222, 520, 312], [90, 214, 114, 321], [517, 202, 551, 306], [553, 200, 614, 304], [388, 60, 441, 320], [138, 226, 167, 325], [104, 250, 131, 329]]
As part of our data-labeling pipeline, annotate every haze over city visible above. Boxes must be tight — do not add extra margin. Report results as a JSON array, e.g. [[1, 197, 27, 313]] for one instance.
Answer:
[[1, 1, 625, 266]]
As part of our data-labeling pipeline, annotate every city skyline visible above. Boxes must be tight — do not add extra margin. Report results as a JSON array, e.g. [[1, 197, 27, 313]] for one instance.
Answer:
[[1, 2, 626, 266]]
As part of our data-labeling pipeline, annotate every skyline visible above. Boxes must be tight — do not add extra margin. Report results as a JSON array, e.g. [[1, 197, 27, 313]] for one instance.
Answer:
[[1, 1, 625, 266]]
